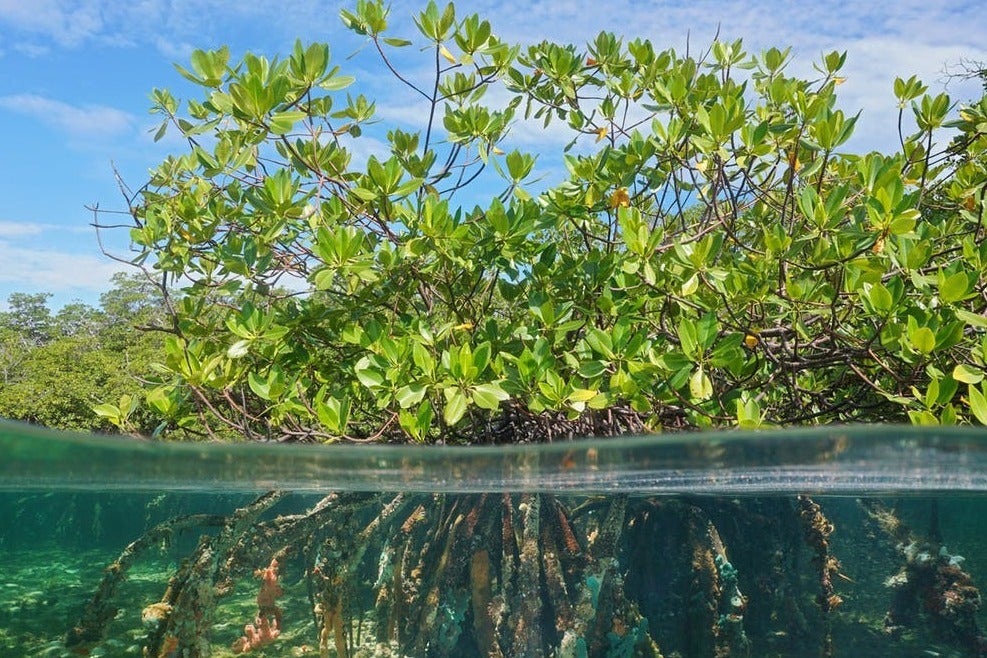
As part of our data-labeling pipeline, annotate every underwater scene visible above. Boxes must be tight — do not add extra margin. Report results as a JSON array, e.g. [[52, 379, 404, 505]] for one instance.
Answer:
[[2, 423, 987, 657]]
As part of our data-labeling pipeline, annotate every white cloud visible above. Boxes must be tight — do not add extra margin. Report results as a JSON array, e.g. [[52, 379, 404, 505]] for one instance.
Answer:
[[343, 134, 392, 171], [0, 0, 345, 56], [13, 42, 50, 57], [0, 0, 104, 47], [0, 94, 135, 139], [0, 240, 125, 291], [0, 221, 44, 238], [0, 0, 982, 65], [450, 0, 986, 59], [365, 0, 986, 158], [0, 220, 92, 237], [819, 37, 987, 152], [152, 35, 197, 61]]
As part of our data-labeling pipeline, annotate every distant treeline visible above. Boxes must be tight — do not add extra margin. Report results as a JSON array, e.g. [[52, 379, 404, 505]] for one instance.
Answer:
[[0, 273, 165, 434]]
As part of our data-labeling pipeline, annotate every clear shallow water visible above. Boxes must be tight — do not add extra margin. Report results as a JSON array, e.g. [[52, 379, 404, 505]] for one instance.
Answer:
[[2, 422, 987, 657]]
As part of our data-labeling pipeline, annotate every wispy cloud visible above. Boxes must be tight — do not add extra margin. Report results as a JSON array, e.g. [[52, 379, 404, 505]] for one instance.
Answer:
[[0, 94, 135, 139], [12, 42, 50, 57], [821, 37, 985, 152], [0, 220, 92, 238], [3, 1, 982, 102], [0, 0, 345, 56], [0, 221, 44, 238], [455, 0, 986, 56], [0, 240, 125, 290], [152, 35, 197, 62], [362, 0, 986, 156], [0, 0, 102, 46]]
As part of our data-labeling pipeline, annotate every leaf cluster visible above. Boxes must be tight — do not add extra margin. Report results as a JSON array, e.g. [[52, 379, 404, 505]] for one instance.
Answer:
[[100, 2, 987, 441]]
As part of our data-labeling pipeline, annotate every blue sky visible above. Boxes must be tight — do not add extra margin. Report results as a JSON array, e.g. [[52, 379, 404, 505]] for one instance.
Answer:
[[1, 0, 985, 310]]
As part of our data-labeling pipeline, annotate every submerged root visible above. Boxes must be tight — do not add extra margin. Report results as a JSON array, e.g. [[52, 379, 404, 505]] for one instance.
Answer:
[[64, 513, 226, 649], [469, 548, 502, 658], [797, 495, 842, 658], [623, 499, 750, 658], [317, 594, 347, 658], [144, 491, 286, 658], [797, 495, 843, 614], [512, 493, 543, 656], [69, 490, 987, 657], [864, 500, 987, 656]]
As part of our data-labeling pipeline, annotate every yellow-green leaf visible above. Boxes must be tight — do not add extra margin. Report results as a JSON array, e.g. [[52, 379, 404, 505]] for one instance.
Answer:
[[681, 273, 699, 297], [967, 384, 987, 425], [472, 382, 509, 410], [443, 387, 469, 425], [689, 366, 713, 401], [909, 326, 936, 354], [953, 364, 983, 385], [439, 44, 457, 65]]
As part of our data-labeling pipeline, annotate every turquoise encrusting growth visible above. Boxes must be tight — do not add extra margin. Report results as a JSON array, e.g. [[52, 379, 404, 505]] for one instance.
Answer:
[[715, 553, 749, 657], [3, 423, 987, 657]]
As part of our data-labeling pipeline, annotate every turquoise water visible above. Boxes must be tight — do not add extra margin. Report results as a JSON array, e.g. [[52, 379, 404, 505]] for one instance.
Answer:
[[2, 422, 987, 657]]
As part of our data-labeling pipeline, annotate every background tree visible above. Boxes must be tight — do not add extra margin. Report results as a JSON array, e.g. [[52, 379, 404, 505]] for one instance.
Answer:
[[1, 292, 54, 346], [0, 274, 166, 433], [96, 0, 987, 442]]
